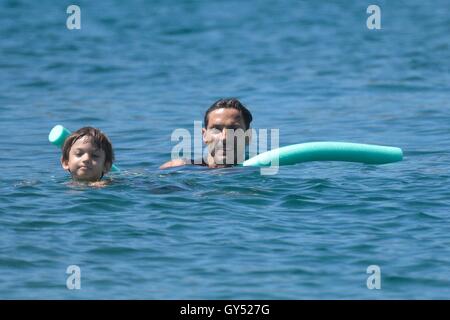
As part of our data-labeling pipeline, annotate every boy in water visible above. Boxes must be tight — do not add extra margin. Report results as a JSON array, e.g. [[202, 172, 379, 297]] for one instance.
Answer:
[[61, 127, 114, 184]]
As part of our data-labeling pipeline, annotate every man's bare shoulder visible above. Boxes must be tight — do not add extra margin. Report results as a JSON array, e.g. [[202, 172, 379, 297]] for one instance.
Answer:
[[159, 159, 189, 169]]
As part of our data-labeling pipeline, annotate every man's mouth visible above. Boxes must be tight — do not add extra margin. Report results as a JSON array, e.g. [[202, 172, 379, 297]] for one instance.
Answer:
[[214, 149, 229, 157], [213, 148, 238, 165], [214, 145, 235, 153]]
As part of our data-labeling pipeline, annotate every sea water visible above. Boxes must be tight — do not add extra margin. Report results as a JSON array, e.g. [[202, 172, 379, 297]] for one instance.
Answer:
[[0, 0, 449, 299]]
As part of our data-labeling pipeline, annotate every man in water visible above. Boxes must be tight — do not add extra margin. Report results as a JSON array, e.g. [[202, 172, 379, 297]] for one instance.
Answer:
[[160, 98, 253, 169]]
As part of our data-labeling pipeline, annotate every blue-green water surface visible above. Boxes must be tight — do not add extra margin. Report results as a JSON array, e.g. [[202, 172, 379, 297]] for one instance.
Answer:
[[0, 0, 449, 299]]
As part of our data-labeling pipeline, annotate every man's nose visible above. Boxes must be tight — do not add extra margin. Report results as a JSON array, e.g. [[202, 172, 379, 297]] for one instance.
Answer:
[[219, 128, 228, 141]]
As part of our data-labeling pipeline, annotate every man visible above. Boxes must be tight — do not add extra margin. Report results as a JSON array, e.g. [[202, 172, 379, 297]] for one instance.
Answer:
[[160, 98, 253, 169]]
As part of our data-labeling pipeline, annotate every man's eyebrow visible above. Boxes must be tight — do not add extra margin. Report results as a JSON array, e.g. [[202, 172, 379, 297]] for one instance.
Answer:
[[211, 123, 241, 127]]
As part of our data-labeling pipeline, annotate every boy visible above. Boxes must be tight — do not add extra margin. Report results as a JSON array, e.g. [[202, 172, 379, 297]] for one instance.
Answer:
[[61, 127, 114, 183]]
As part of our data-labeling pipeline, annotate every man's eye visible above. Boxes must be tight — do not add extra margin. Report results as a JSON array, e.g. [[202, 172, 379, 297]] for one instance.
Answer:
[[75, 153, 83, 157], [93, 154, 99, 158]]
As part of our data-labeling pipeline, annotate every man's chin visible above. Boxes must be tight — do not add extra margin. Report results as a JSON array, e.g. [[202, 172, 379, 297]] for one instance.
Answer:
[[213, 155, 237, 167]]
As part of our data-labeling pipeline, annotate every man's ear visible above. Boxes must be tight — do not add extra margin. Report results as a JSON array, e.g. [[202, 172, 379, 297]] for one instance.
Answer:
[[103, 161, 112, 174], [202, 128, 208, 144], [61, 157, 70, 171]]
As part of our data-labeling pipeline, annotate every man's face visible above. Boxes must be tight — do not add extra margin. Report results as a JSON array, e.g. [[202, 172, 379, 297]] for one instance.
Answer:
[[202, 108, 249, 167], [61, 136, 110, 181]]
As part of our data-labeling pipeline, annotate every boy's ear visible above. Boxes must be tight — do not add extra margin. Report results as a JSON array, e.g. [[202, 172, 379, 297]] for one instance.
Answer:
[[61, 157, 70, 170], [103, 161, 112, 174]]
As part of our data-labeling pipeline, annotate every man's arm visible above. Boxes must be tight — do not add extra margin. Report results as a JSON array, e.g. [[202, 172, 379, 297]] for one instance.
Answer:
[[159, 159, 188, 169]]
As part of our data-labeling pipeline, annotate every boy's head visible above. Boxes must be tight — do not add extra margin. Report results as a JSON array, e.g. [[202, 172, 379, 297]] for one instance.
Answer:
[[61, 127, 114, 182]]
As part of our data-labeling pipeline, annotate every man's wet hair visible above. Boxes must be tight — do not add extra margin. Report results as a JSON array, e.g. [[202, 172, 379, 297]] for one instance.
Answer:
[[204, 98, 253, 130], [61, 127, 114, 165]]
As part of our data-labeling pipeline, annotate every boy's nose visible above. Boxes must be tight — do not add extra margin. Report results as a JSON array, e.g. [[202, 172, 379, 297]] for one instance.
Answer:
[[81, 154, 92, 162]]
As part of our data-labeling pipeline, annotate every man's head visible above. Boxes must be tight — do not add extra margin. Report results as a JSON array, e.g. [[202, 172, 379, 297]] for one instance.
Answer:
[[202, 98, 253, 167], [61, 127, 114, 181]]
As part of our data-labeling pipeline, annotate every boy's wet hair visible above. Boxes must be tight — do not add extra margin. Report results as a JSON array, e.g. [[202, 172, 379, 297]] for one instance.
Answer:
[[204, 98, 253, 130], [61, 127, 114, 165]]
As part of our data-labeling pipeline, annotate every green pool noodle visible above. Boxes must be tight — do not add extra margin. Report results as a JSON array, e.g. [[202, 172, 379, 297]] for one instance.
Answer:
[[48, 125, 120, 172], [242, 142, 403, 167]]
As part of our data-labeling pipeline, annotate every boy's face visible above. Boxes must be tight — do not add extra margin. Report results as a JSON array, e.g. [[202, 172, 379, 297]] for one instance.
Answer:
[[61, 136, 110, 181], [202, 108, 249, 167]]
